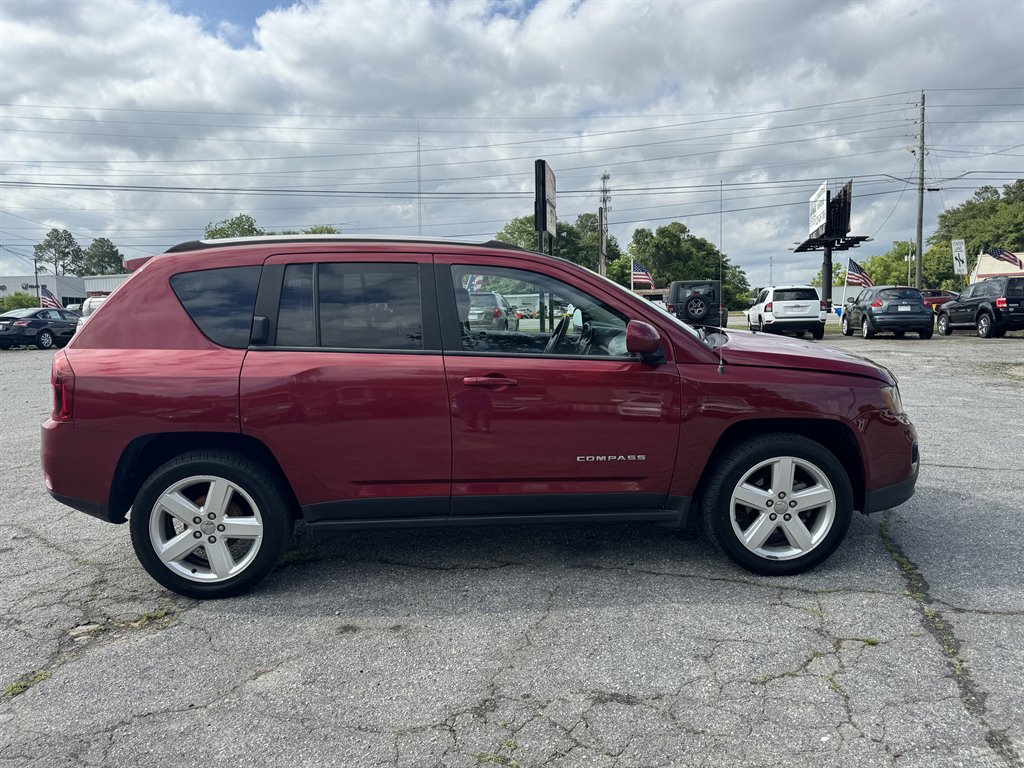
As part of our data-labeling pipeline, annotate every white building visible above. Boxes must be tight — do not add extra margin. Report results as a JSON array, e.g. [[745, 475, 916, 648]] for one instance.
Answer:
[[0, 274, 86, 307], [970, 251, 1024, 282]]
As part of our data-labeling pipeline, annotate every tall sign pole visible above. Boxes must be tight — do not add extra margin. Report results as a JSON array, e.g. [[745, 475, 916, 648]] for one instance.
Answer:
[[598, 207, 607, 276], [534, 159, 556, 256]]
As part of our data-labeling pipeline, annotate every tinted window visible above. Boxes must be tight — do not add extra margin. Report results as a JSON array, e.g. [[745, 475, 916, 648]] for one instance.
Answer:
[[1006, 278, 1024, 297], [774, 288, 818, 301], [879, 288, 922, 301], [318, 263, 422, 350], [171, 266, 262, 349], [276, 264, 315, 346]]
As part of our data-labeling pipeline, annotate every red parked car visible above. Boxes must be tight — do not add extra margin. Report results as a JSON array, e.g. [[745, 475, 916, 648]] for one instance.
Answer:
[[920, 289, 959, 312], [42, 236, 919, 597]]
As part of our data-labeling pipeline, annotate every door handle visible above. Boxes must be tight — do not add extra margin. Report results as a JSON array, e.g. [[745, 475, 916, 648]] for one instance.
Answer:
[[463, 376, 518, 388]]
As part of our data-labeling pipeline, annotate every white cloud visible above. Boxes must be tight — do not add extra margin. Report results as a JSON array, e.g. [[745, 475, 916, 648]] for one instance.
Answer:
[[1, 0, 1021, 288]]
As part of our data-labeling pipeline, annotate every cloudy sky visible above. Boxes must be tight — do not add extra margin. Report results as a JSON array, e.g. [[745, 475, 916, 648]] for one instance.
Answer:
[[1, 0, 1021, 288]]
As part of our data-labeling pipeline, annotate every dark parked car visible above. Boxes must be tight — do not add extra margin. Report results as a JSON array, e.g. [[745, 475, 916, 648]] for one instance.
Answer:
[[920, 289, 959, 312], [43, 235, 919, 598], [468, 291, 519, 330], [936, 276, 1024, 338], [0, 307, 79, 350], [841, 286, 933, 339], [667, 280, 729, 328]]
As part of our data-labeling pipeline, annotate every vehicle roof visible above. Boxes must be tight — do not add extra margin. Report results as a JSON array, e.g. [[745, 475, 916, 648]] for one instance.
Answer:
[[164, 235, 531, 254], [765, 285, 818, 290], [124, 235, 541, 272]]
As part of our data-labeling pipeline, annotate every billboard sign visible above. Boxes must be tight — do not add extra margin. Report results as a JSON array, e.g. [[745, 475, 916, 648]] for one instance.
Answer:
[[535, 159, 557, 238], [809, 181, 828, 238]]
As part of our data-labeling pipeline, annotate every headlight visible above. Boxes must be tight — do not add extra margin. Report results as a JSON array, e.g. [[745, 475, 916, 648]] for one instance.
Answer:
[[881, 385, 904, 415]]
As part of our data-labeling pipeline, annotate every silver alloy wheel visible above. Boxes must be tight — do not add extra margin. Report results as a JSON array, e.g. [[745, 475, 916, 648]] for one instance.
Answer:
[[148, 475, 264, 583], [37, 331, 54, 348], [938, 314, 949, 334], [977, 314, 991, 337], [861, 318, 870, 338], [728, 455, 837, 561], [842, 316, 849, 334]]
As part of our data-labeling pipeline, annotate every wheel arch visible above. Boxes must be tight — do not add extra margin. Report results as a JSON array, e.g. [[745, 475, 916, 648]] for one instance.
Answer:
[[694, 418, 866, 512], [108, 432, 300, 523]]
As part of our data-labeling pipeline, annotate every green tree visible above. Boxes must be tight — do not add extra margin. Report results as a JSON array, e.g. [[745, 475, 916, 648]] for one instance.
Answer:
[[811, 261, 845, 287], [494, 214, 621, 270], [303, 225, 341, 234], [34, 229, 84, 276], [626, 222, 750, 309], [0, 292, 40, 312], [205, 214, 265, 239], [929, 181, 1024, 274], [80, 237, 125, 276]]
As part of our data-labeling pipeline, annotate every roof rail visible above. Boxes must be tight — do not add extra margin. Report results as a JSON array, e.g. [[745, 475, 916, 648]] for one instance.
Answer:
[[163, 234, 534, 254]]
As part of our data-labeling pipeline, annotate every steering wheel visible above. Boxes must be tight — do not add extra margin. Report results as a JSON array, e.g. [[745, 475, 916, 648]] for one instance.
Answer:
[[543, 314, 570, 354]]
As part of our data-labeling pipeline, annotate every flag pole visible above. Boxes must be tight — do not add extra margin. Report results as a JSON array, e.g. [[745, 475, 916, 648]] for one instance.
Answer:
[[630, 260, 634, 292]]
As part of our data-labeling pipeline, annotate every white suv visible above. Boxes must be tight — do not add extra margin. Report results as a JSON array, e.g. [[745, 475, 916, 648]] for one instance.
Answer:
[[747, 286, 827, 339]]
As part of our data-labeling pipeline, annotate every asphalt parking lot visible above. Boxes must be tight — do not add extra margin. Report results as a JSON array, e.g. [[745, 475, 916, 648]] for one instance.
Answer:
[[1, 333, 1022, 768]]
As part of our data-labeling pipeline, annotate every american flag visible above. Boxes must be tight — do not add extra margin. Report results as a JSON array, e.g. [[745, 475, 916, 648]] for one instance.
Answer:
[[847, 259, 874, 287], [464, 274, 484, 291], [631, 262, 654, 287], [987, 247, 1023, 270], [39, 286, 62, 309]]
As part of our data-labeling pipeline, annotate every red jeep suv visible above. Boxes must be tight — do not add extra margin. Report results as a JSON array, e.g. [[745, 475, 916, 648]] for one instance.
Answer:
[[42, 236, 919, 598]]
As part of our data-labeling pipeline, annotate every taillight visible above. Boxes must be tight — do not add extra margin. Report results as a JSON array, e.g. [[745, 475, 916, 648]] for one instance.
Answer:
[[871, 298, 884, 308], [996, 297, 1007, 309], [493, 307, 501, 318], [765, 302, 773, 313], [51, 351, 75, 422], [13, 320, 30, 327]]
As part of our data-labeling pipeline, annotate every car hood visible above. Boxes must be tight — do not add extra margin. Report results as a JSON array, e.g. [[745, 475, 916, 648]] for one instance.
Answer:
[[716, 330, 895, 385]]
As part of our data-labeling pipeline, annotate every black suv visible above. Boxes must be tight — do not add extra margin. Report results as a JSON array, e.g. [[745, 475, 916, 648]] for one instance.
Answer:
[[936, 276, 1024, 338], [667, 280, 728, 328]]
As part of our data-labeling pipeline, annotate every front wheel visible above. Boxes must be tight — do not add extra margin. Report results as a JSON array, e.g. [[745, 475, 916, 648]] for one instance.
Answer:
[[129, 450, 294, 598], [841, 316, 853, 336], [937, 314, 952, 335], [700, 434, 853, 576]]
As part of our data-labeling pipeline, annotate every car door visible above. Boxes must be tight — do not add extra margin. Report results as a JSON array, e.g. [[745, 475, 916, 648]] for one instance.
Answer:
[[240, 253, 452, 523], [56, 310, 79, 342], [950, 284, 976, 324], [434, 255, 682, 517]]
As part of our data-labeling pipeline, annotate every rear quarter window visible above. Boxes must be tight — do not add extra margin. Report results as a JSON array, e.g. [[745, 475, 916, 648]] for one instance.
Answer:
[[1006, 279, 1024, 297], [171, 265, 262, 348]]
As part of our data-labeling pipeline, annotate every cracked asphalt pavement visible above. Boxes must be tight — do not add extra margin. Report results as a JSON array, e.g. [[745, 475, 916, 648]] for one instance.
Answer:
[[1, 333, 1022, 767]]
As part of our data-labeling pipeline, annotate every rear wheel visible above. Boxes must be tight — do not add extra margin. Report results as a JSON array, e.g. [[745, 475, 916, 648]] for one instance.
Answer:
[[700, 434, 853, 575], [861, 318, 875, 339], [811, 325, 825, 340], [976, 313, 993, 338], [129, 450, 294, 598], [35, 330, 55, 349], [937, 313, 952, 335], [918, 325, 933, 340]]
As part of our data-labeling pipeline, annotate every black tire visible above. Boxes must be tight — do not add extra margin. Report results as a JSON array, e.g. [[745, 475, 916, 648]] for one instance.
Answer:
[[841, 315, 853, 336], [937, 313, 952, 335], [35, 330, 55, 350], [129, 450, 294, 599], [861, 318, 875, 339], [976, 312, 993, 339], [893, 331, 906, 339], [811, 325, 825, 340], [685, 296, 710, 322], [918, 325, 933, 340], [700, 434, 853, 576]]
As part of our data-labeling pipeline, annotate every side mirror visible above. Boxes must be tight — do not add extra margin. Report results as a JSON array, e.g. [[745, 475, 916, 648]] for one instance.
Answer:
[[626, 320, 662, 360]]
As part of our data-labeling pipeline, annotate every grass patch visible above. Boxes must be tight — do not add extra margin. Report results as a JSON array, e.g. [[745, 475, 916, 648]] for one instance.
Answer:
[[5, 669, 53, 698]]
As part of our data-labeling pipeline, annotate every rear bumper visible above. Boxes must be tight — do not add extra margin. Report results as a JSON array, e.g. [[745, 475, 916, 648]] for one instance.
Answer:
[[764, 317, 826, 332], [870, 314, 933, 330], [41, 419, 122, 523]]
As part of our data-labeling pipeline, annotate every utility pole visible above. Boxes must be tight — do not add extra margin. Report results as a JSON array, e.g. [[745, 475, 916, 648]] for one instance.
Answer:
[[915, 92, 925, 288], [416, 121, 422, 236], [599, 172, 611, 276]]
